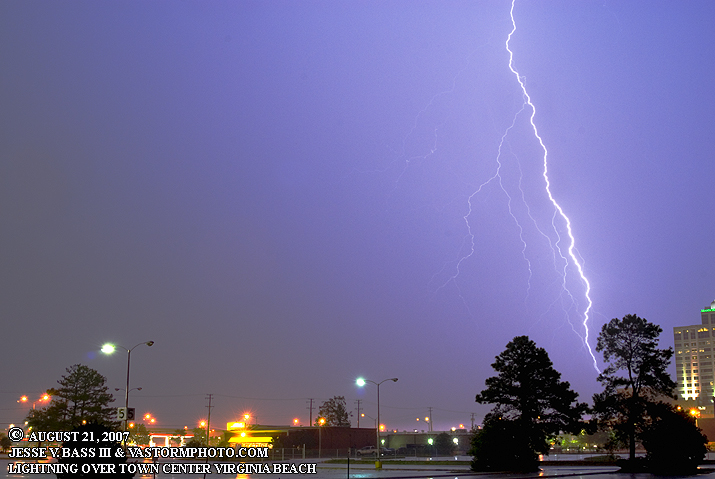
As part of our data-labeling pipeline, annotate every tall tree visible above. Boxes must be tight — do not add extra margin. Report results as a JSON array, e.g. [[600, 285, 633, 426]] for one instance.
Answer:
[[316, 396, 351, 426], [26, 364, 117, 431], [592, 314, 676, 463], [472, 336, 587, 471]]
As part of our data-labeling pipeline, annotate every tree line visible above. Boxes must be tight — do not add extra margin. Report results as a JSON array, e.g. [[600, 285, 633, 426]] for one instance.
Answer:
[[14, 314, 703, 474], [470, 314, 706, 474]]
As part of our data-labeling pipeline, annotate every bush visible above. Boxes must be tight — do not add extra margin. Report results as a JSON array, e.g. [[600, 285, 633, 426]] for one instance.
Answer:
[[469, 418, 539, 472], [640, 404, 707, 474]]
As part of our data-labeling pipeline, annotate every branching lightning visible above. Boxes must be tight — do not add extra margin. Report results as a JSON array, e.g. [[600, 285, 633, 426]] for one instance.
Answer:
[[359, 1, 601, 373], [503, 0, 599, 373], [436, 0, 600, 373]]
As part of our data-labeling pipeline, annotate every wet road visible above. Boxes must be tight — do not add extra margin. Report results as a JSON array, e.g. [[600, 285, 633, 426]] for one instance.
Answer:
[[2, 458, 711, 479]]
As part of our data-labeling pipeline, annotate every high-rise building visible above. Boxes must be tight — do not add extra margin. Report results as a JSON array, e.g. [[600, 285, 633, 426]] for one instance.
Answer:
[[673, 299, 715, 408]]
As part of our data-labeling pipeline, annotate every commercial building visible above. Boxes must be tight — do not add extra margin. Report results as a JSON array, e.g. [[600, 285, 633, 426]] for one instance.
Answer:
[[673, 299, 715, 413]]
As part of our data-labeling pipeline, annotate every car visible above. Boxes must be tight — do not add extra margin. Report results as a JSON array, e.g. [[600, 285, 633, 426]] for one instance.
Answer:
[[380, 447, 395, 456], [356, 446, 378, 457]]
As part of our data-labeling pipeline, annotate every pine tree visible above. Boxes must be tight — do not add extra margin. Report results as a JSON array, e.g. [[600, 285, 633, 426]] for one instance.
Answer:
[[26, 364, 117, 431], [471, 336, 587, 471]]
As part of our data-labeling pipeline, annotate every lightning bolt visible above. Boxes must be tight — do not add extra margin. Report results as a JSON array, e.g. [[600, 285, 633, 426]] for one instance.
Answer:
[[504, 0, 599, 373], [434, 0, 600, 374]]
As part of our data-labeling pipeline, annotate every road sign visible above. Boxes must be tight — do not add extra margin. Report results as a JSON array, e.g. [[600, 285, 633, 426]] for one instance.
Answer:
[[117, 407, 127, 420], [127, 408, 135, 420]]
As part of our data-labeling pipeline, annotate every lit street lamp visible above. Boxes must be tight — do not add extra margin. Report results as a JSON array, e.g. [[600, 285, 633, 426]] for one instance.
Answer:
[[18, 394, 51, 410], [102, 341, 154, 435], [356, 377, 397, 466]]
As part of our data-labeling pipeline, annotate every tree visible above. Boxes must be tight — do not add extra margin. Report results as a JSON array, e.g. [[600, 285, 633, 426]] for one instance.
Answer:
[[188, 426, 207, 446], [434, 432, 454, 456], [0, 434, 11, 453], [217, 430, 233, 447], [26, 364, 117, 431], [316, 396, 351, 426], [170, 428, 186, 447], [640, 402, 707, 474], [469, 418, 532, 471], [472, 336, 588, 472], [592, 314, 676, 464], [129, 423, 151, 446]]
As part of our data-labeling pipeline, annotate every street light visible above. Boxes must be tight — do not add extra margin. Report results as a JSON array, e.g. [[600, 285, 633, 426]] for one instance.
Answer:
[[102, 341, 154, 435], [18, 393, 51, 410], [356, 377, 397, 466]]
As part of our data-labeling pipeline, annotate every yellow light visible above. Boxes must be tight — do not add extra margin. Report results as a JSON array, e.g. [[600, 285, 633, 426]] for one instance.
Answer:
[[144, 413, 151, 420], [379, 424, 385, 431], [459, 424, 464, 429], [19, 396, 28, 402], [129, 423, 134, 428], [425, 417, 429, 422], [150, 418, 155, 424], [42, 394, 50, 401], [318, 417, 326, 425], [199, 420, 206, 427], [293, 418, 299, 425], [82, 420, 87, 425], [244, 414, 250, 420]]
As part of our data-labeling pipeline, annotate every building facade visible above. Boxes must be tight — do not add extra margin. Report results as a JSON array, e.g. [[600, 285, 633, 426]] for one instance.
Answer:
[[674, 300, 715, 410]]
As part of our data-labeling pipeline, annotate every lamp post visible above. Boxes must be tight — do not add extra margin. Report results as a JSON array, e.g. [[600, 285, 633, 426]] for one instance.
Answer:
[[102, 341, 154, 435], [356, 377, 397, 467], [18, 394, 51, 410]]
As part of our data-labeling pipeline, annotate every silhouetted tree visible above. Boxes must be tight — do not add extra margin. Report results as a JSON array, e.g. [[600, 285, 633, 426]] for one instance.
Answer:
[[472, 336, 588, 472], [592, 314, 676, 464], [640, 402, 707, 474], [469, 418, 530, 471], [0, 434, 11, 453], [26, 365, 117, 431], [316, 396, 351, 426], [435, 432, 454, 456]]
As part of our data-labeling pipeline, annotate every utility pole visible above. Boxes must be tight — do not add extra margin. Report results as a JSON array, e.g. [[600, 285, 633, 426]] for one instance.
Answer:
[[470, 413, 476, 430], [205, 394, 214, 447], [307, 399, 314, 426], [427, 407, 433, 432], [202, 394, 214, 479], [355, 400, 362, 428]]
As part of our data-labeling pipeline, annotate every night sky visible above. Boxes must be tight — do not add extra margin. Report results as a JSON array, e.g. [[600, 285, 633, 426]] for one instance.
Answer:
[[2, 0, 714, 433]]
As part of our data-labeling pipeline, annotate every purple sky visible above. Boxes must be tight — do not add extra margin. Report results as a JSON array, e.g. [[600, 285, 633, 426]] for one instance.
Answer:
[[2, 0, 714, 433]]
